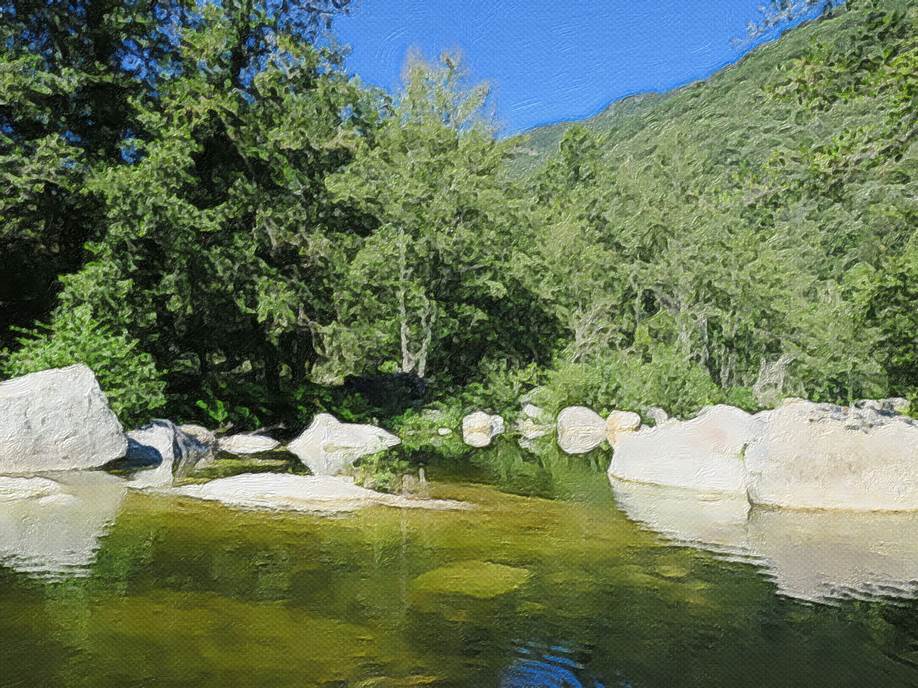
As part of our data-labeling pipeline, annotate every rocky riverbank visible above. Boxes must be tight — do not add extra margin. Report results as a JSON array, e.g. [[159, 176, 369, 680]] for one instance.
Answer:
[[0, 365, 915, 513]]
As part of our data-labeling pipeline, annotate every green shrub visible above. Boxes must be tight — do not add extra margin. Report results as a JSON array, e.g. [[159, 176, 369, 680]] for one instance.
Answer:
[[388, 402, 469, 460], [534, 345, 723, 420], [352, 451, 412, 493], [1, 305, 166, 426]]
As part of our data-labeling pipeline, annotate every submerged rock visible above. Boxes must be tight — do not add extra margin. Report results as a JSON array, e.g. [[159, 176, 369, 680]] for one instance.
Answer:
[[0, 471, 127, 578], [171, 473, 468, 513], [556, 406, 606, 454], [745, 400, 918, 511], [217, 433, 280, 455], [288, 414, 400, 475], [0, 365, 127, 473], [411, 560, 530, 598], [609, 405, 754, 494], [126, 420, 213, 488], [462, 411, 505, 448]]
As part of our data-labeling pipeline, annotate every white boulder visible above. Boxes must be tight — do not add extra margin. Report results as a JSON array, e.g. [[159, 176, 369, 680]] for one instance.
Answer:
[[0, 365, 127, 472], [172, 473, 468, 514], [556, 406, 606, 454], [745, 400, 918, 511], [606, 410, 642, 445], [462, 411, 505, 448], [609, 405, 754, 494], [178, 423, 216, 447], [288, 413, 400, 475], [217, 433, 280, 455], [126, 420, 213, 488], [646, 407, 670, 426]]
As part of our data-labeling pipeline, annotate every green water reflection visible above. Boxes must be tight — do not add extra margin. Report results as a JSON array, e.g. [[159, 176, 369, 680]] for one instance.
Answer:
[[2, 444, 918, 687]]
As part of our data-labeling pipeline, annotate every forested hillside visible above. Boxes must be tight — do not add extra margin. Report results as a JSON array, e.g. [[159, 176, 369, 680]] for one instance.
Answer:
[[508, 0, 917, 415], [2, 0, 915, 433]]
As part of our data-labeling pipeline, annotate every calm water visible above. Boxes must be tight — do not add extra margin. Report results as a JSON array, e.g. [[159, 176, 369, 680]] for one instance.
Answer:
[[2, 446, 918, 688]]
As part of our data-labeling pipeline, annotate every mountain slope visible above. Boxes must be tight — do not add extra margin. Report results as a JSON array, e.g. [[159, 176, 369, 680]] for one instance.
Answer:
[[509, 0, 917, 402], [509, 0, 914, 179]]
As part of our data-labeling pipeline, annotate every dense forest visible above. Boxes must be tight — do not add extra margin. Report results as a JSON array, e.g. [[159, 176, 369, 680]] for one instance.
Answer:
[[2, 0, 915, 438]]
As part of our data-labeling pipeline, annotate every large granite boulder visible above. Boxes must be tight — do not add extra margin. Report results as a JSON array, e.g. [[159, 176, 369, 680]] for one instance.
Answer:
[[126, 420, 213, 488], [0, 365, 127, 473], [462, 411, 505, 448], [288, 413, 400, 475], [556, 406, 606, 454], [745, 400, 918, 511], [217, 433, 280, 455], [609, 405, 755, 494]]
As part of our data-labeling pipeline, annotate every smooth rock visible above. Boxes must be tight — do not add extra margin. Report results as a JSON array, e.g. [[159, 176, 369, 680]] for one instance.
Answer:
[[178, 423, 216, 447], [411, 560, 530, 599], [217, 433, 280, 455], [171, 473, 468, 513], [437, 427, 453, 436], [556, 406, 606, 454], [0, 471, 126, 578], [462, 411, 504, 448], [609, 405, 754, 494], [288, 413, 400, 475], [745, 400, 918, 511], [606, 410, 642, 445], [646, 406, 670, 426], [0, 365, 127, 473], [126, 420, 213, 488]]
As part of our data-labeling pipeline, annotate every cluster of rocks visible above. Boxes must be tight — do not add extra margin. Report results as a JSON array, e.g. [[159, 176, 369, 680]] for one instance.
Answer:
[[1, 364, 916, 517], [458, 403, 646, 453], [0, 365, 459, 540], [609, 398, 918, 512]]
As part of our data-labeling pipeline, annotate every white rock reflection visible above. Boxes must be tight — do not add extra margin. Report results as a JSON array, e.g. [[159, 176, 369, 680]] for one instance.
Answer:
[[0, 471, 126, 578], [610, 480, 755, 560], [611, 479, 918, 604], [748, 509, 918, 603]]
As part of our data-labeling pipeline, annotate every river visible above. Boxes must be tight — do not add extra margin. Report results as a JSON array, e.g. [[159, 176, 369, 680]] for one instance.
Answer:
[[2, 445, 917, 687]]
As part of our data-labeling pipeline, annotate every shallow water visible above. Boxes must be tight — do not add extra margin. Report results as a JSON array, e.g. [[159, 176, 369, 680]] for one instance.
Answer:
[[2, 446, 918, 688]]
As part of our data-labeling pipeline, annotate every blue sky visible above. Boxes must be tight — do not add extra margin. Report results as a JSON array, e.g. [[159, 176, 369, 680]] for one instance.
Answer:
[[334, 1, 799, 135]]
